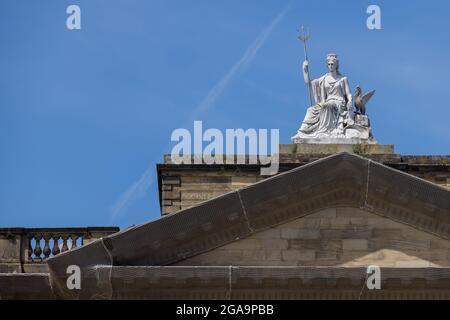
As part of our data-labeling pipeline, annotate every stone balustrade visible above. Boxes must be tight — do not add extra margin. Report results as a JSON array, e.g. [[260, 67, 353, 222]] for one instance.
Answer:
[[0, 227, 119, 273]]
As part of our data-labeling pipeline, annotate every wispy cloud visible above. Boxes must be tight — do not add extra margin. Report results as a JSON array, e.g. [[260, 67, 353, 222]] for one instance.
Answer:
[[109, 4, 291, 222], [109, 167, 154, 223], [190, 3, 291, 119]]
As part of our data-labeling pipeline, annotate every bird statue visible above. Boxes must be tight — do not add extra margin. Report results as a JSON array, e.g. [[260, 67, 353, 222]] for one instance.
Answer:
[[354, 85, 375, 115]]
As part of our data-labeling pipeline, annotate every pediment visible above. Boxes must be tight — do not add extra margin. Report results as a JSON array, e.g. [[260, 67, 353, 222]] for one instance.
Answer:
[[48, 153, 450, 274]]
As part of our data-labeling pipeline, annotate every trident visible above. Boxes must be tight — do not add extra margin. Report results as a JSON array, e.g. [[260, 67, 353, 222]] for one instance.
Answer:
[[298, 25, 313, 107]]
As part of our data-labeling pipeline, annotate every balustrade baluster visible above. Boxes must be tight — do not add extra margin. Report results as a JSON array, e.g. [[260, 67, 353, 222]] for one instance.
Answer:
[[70, 235, 78, 249], [52, 235, 60, 256], [43, 236, 51, 259], [34, 235, 42, 262], [61, 235, 69, 252]]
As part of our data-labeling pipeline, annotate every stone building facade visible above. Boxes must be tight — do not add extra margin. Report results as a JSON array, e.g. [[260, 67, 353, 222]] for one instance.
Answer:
[[1, 144, 450, 299]]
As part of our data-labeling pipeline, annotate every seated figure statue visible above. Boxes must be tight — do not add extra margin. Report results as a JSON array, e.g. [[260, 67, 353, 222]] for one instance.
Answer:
[[293, 53, 356, 140]]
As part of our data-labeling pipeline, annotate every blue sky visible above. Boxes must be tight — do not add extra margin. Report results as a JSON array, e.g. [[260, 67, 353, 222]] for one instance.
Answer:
[[1, 0, 449, 229]]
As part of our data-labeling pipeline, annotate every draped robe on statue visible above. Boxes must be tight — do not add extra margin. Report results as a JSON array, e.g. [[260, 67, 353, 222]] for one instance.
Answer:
[[296, 74, 352, 139]]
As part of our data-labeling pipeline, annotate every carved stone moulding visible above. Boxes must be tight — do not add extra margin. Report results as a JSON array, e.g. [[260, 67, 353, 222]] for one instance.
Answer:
[[292, 137, 376, 145]]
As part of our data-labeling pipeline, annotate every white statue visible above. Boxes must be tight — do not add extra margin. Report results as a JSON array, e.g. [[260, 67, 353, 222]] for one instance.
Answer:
[[292, 25, 376, 144], [292, 53, 376, 144], [300, 53, 353, 137]]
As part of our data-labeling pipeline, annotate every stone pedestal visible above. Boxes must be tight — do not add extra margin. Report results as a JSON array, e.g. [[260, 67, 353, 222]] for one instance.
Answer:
[[281, 143, 395, 155]]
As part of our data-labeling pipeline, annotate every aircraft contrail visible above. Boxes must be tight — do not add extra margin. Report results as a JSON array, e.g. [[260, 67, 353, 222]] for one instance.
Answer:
[[110, 167, 154, 223], [191, 4, 291, 118], [110, 4, 291, 222]]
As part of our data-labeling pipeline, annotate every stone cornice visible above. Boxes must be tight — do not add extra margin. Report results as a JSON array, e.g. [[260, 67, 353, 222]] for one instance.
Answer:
[[6, 266, 450, 300]]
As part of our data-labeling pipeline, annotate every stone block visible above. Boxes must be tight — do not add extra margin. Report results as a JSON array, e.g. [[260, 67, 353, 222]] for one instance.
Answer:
[[426, 249, 450, 262], [342, 239, 368, 251], [252, 228, 281, 240], [311, 208, 336, 218], [182, 176, 232, 184], [317, 219, 335, 229], [288, 239, 342, 252], [281, 228, 320, 239], [242, 249, 282, 261], [434, 174, 448, 182], [395, 261, 432, 267], [401, 228, 435, 240], [430, 240, 450, 250], [316, 251, 338, 261], [278, 143, 395, 155], [282, 218, 322, 229], [329, 217, 367, 228], [366, 217, 391, 228], [371, 228, 403, 239], [223, 239, 261, 250], [181, 191, 224, 201], [321, 228, 372, 239], [22, 263, 49, 273], [162, 176, 181, 185], [231, 176, 258, 186], [179, 184, 234, 191], [282, 250, 316, 261], [162, 190, 181, 200], [162, 206, 181, 215], [259, 239, 289, 250], [0, 236, 21, 263], [0, 263, 21, 273]]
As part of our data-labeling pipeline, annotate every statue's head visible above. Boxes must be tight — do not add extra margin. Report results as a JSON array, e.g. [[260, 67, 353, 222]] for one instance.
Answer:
[[326, 53, 339, 74]]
